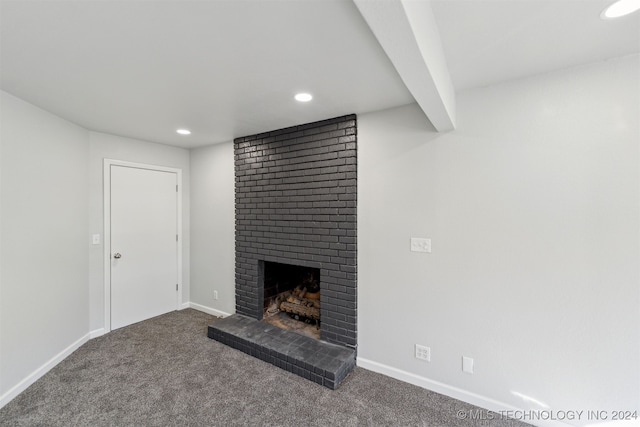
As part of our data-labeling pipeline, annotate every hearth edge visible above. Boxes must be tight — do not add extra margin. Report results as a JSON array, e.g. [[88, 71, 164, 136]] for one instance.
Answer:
[[208, 314, 356, 390]]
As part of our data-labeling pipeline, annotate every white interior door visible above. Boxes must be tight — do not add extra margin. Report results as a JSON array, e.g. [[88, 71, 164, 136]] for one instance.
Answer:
[[110, 165, 178, 330]]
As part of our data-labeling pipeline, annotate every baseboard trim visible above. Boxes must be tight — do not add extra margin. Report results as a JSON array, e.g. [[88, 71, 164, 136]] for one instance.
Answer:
[[0, 332, 90, 410], [356, 357, 568, 427], [0, 305, 229, 410], [189, 302, 232, 318], [89, 328, 105, 339]]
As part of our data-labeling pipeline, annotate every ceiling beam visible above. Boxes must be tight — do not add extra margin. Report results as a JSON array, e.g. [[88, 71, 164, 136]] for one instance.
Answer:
[[354, 0, 456, 131]]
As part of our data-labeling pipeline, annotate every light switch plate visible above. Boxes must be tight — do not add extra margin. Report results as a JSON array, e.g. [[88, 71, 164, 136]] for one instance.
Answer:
[[92, 234, 100, 245], [410, 237, 431, 253]]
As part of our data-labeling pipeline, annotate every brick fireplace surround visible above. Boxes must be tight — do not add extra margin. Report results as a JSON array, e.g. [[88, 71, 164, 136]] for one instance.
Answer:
[[208, 114, 358, 389]]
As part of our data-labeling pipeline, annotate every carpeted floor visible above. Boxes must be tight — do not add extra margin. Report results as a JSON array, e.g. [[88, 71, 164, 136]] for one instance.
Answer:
[[0, 309, 528, 426]]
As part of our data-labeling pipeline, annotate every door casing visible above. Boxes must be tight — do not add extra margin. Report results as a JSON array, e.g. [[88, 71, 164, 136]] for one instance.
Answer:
[[103, 159, 183, 334]]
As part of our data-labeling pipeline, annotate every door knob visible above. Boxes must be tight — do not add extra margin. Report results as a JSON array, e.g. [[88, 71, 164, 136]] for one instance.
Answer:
[[113, 253, 122, 259]]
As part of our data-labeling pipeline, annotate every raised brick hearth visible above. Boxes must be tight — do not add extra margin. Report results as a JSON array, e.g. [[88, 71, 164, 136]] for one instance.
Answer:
[[208, 114, 358, 389]]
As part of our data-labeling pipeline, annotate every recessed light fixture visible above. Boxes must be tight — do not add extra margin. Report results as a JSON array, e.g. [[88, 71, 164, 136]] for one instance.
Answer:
[[601, 0, 640, 19], [176, 129, 191, 135], [294, 93, 313, 102]]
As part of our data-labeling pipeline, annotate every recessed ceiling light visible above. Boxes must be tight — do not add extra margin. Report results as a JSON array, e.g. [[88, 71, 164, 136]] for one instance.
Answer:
[[601, 0, 640, 19], [176, 129, 191, 135], [294, 93, 313, 102]]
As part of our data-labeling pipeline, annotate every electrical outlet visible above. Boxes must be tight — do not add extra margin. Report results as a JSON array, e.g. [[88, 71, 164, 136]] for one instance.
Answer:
[[410, 237, 431, 253], [213, 290, 218, 300], [415, 344, 431, 361]]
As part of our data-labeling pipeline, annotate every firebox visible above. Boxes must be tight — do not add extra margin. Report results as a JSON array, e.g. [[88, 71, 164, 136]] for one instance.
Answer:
[[261, 261, 321, 339]]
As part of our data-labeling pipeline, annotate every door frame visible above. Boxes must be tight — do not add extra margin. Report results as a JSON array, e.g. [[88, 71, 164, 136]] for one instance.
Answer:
[[103, 159, 183, 333]]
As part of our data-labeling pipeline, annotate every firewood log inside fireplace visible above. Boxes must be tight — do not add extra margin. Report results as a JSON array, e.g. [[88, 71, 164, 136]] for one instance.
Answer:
[[279, 285, 320, 320]]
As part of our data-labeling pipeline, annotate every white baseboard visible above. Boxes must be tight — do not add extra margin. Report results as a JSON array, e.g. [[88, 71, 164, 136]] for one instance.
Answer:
[[188, 302, 232, 318], [356, 357, 568, 427], [89, 328, 105, 339], [0, 332, 90, 410], [0, 304, 229, 410]]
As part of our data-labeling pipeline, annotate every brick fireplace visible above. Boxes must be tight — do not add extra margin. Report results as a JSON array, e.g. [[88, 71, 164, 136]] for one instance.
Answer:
[[208, 114, 357, 389]]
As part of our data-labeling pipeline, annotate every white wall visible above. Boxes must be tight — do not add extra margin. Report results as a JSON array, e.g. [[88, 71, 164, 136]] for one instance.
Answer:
[[88, 132, 191, 332], [0, 91, 89, 399], [1, 51, 637, 420], [189, 142, 235, 316], [357, 54, 639, 419]]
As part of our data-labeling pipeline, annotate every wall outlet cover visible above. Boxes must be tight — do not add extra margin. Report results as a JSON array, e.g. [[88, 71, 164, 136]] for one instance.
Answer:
[[463, 356, 474, 373], [415, 344, 431, 361], [410, 237, 431, 253]]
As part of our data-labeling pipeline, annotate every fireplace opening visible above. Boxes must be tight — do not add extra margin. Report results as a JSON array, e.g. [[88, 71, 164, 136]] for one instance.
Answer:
[[261, 261, 321, 340]]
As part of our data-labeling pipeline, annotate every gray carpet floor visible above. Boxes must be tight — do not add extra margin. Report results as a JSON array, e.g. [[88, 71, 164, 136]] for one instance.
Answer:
[[0, 309, 528, 426]]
